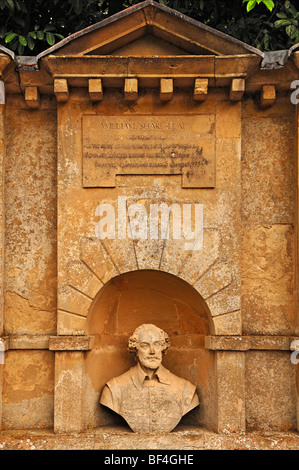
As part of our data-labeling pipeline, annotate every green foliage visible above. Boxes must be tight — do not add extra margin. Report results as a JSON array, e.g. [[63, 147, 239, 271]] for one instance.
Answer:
[[243, 0, 275, 12], [3, 26, 64, 55], [274, 0, 299, 45], [0, 0, 105, 55], [0, 0, 298, 55]]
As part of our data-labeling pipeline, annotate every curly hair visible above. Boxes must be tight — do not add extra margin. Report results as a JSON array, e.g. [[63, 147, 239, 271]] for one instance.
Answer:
[[127, 324, 170, 355]]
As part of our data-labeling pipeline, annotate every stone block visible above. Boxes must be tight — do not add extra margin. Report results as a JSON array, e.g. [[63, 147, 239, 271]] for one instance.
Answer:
[[101, 238, 138, 274], [57, 310, 87, 336], [230, 78, 245, 101], [67, 259, 103, 299], [173, 229, 220, 287], [206, 289, 241, 317], [194, 260, 232, 300], [245, 351, 296, 431], [160, 78, 173, 101], [80, 237, 119, 285], [261, 85, 276, 108], [2, 350, 54, 429], [216, 101, 241, 139], [213, 311, 242, 336], [88, 78, 103, 101], [54, 78, 69, 102], [193, 78, 208, 101], [242, 225, 295, 335], [58, 285, 92, 317], [134, 239, 165, 270], [24, 86, 40, 108], [241, 113, 294, 225], [4, 291, 56, 336], [124, 78, 138, 101]]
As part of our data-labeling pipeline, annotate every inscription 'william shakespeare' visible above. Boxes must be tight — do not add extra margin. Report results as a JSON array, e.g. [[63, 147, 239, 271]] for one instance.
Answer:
[[82, 115, 215, 188]]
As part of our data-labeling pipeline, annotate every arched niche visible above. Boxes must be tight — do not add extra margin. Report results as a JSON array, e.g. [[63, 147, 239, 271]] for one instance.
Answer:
[[82, 269, 217, 431]]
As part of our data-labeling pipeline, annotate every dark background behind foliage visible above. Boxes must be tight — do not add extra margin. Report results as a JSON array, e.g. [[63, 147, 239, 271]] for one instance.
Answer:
[[0, 0, 298, 56]]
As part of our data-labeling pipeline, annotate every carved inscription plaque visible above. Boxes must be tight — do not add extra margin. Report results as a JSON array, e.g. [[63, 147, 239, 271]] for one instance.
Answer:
[[82, 115, 215, 188]]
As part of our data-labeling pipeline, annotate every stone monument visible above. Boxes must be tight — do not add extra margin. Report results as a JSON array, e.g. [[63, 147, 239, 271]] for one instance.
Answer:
[[100, 323, 199, 433]]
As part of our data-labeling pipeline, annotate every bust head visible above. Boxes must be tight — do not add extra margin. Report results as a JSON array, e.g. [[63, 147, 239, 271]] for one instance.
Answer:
[[128, 324, 170, 370]]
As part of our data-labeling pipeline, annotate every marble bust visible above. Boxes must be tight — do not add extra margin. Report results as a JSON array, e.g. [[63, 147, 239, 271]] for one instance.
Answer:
[[100, 323, 199, 433]]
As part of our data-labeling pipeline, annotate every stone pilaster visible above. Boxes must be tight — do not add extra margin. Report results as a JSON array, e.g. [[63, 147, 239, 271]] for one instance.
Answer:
[[296, 106, 299, 431], [50, 336, 94, 433], [215, 351, 246, 433], [0, 81, 5, 427]]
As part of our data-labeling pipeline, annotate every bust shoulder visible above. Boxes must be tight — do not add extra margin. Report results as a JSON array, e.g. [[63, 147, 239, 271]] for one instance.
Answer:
[[107, 365, 138, 387]]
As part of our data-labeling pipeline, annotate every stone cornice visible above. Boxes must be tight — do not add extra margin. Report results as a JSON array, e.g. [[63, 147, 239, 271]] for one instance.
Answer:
[[1, 334, 298, 351]]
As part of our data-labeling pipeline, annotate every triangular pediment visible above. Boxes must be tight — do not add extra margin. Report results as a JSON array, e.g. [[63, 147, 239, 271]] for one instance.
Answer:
[[110, 35, 191, 56], [38, 0, 262, 59]]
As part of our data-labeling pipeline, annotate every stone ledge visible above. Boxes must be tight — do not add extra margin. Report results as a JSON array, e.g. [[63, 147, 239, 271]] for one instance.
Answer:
[[8, 335, 51, 350], [205, 335, 299, 351], [48, 335, 94, 351], [0, 426, 299, 450], [205, 335, 250, 351]]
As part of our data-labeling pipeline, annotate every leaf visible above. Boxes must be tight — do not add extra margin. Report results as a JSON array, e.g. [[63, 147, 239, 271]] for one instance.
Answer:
[[246, 0, 257, 12], [14, 17, 25, 27], [14, 0, 20, 11], [5, 0, 14, 12], [276, 12, 288, 18], [5, 32, 17, 43], [73, 0, 82, 14], [262, 0, 275, 10], [44, 25, 56, 32], [28, 31, 37, 39], [274, 19, 292, 27], [37, 31, 44, 40], [27, 35, 35, 50], [17, 43, 24, 55], [18, 35, 27, 46], [46, 32, 55, 46]]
